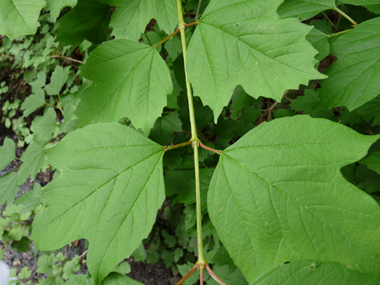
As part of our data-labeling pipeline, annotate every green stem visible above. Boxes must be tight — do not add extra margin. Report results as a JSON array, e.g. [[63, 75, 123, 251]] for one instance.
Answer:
[[154, 22, 198, 48], [177, 1, 197, 140], [176, 0, 205, 266], [328, 28, 352, 38], [334, 7, 357, 26], [163, 140, 192, 151]]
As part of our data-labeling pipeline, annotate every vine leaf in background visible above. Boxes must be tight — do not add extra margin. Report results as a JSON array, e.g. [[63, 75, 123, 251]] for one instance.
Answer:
[[45, 0, 78, 21], [0, 137, 15, 170], [75, 40, 173, 135], [186, 0, 325, 120], [30, 107, 57, 143], [31, 123, 165, 284], [0, 0, 46, 40], [17, 141, 47, 185], [361, 151, 380, 175], [208, 116, 380, 283], [96, 0, 177, 42], [55, 0, 111, 48], [317, 17, 380, 111], [277, 0, 336, 20], [251, 261, 380, 284]]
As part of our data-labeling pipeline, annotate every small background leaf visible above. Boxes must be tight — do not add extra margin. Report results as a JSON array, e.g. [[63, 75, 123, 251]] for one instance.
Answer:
[[0, 137, 15, 170], [0, 0, 46, 40]]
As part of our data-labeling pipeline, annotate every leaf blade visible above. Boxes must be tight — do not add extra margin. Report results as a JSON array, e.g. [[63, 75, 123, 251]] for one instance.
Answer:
[[208, 116, 380, 282], [187, 0, 325, 119], [31, 123, 165, 284]]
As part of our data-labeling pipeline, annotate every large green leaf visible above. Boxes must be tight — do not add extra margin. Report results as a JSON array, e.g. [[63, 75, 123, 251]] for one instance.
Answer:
[[317, 17, 380, 111], [251, 261, 380, 284], [56, 0, 110, 48], [31, 123, 165, 284], [278, 0, 336, 20], [46, 0, 77, 21], [0, 0, 46, 40], [0, 137, 15, 170], [75, 40, 173, 135], [208, 115, 380, 283], [97, 0, 177, 41], [187, 0, 325, 119]]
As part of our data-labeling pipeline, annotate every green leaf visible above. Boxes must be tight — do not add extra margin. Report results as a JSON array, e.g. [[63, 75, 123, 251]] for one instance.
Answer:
[[208, 115, 380, 282], [0, 172, 18, 206], [165, 168, 214, 211], [317, 17, 380, 111], [63, 256, 81, 279], [18, 266, 32, 279], [112, 262, 131, 275], [149, 113, 182, 145], [37, 253, 56, 275], [21, 89, 46, 117], [11, 236, 32, 253], [46, 0, 77, 21], [251, 261, 380, 285], [306, 28, 330, 61], [18, 141, 46, 184], [44, 66, 72, 96], [0, 137, 15, 170], [16, 183, 42, 213], [99, 272, 143, 285], [0, 0, 46, 40], [278, 0, 336, 20], [76, 40, 173, 135], [56, 0, 110, 48], [343, 0, 380, 5], [31, 107, 57, 142], [98, 0, 177, 42], [31, 123, 165, 284], [361, 151, 380, 175], [355, 94, 380, 126], [187, 0, 325, 119]]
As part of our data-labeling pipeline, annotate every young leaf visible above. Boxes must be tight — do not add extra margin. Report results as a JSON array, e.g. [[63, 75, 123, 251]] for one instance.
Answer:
[[149, 112, 182, 145], [0, 0, 46, 40], [277, 0, 336, 20], [44, 66, 72, 96], [16, 183, 42, 213], [251, 261, 380, 284], [0, 137, 15, 170], [75, 40, 173, 135], [97, 0, 177, 42], [0, 172, 18, 206], [31, 107, 57, 143], [208, 115, 380, 282], [317, 17, 380, 111], [56, 0, 110, 48], [46, 0, 78, 21], [361, 151, 380, 175], [186, 0, 325, 119], [21, 89, 46, 117], [31, 123, 165, 284], [18, 141, 46, 184]]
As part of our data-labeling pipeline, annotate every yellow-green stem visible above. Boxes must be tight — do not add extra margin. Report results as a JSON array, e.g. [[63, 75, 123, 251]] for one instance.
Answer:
[[176, 0, 205, 265], [334, 7, 357, 26], [177, 0, 197, 140]]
